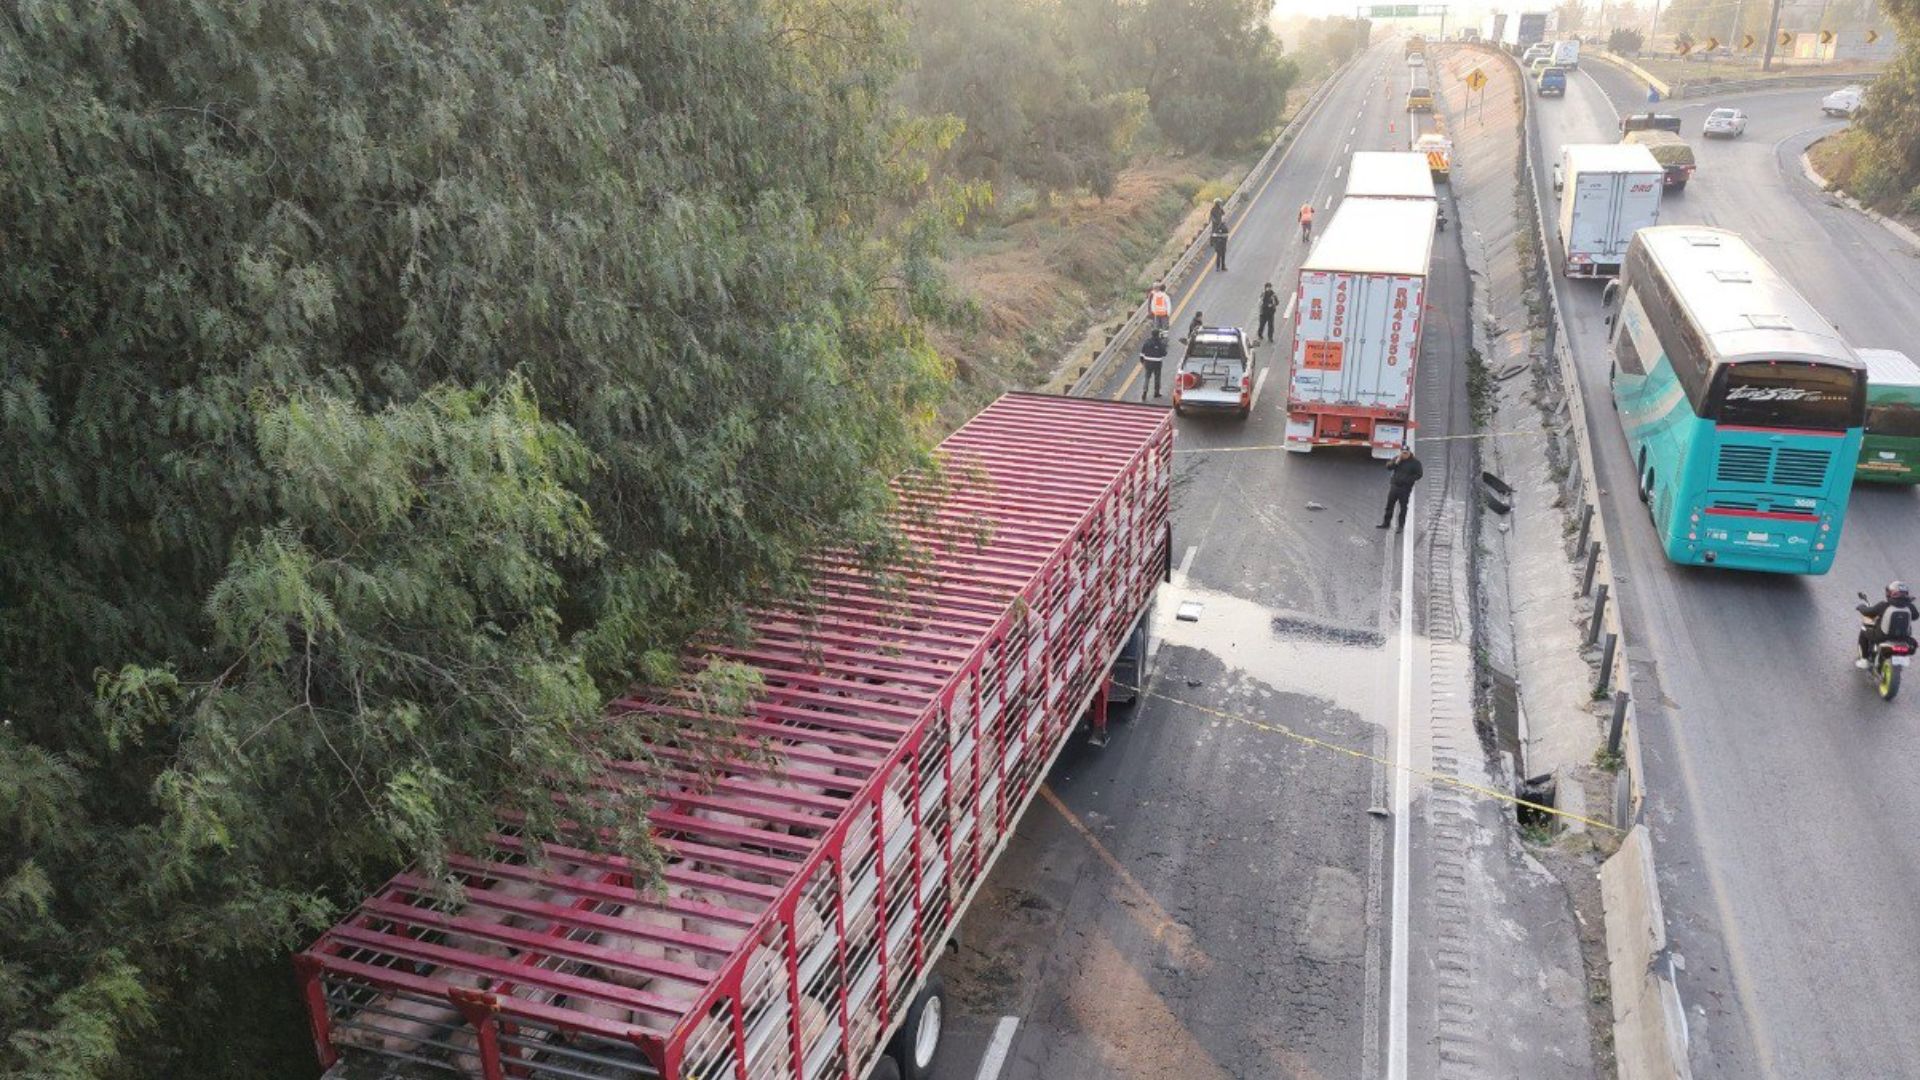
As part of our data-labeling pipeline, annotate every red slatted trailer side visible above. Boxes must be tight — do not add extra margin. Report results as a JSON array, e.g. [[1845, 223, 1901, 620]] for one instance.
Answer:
[[297, 393, 1173, 1080]]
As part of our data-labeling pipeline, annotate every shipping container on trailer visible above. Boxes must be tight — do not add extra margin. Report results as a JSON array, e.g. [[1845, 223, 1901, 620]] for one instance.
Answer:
[[296, 393, 1174, 1080], [1286, 197, 1438, 457], [1344, 152, 1438, 202], [1558, 144, 1664, 278]]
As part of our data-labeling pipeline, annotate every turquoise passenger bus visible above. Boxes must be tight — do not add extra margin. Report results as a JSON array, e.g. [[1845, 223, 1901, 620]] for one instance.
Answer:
[[1603, 227, 1866, 574]]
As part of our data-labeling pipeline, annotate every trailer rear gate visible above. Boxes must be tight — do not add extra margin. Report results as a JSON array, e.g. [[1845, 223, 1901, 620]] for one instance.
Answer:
[[297, 393, 1174, 1080]]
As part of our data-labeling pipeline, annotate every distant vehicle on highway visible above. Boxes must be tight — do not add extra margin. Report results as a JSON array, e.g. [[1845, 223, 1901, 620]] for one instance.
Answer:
[[1537, 66, 1568, 96], [1620, 112, 1683, 135], [1173, 326, 1256, 418], [1856, 348, 1920, 484], [1558, 144, 1663, 278], [1603, 227, 1866, 574], [1414, 132, 1453, 181], [1406, 84, 1434, 111], [1552, 38, 1582, 67], [1528, 56, 1554, 79], [1522, 42, 1553, 66], [1623, 129, 1696, 191], [1823, 85, 1865, 117], [1702, 108, 1748, 137]]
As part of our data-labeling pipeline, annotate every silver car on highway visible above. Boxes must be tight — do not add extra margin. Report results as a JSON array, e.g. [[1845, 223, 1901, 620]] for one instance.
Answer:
[[1702, 107, 1747, 138]]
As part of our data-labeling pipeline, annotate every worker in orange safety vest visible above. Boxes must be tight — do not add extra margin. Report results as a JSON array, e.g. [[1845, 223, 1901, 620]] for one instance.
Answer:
[[1298, 203, 1315, 243], [1148, 283, 1172, 330]]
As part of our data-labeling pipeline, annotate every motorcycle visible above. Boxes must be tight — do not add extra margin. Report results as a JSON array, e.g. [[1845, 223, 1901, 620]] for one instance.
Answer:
[[1856, 592, 1917, 701]]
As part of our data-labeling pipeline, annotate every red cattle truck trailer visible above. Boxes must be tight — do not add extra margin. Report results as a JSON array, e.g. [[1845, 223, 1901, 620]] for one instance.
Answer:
[[296, 393, 1173, 1080], [1283, 196, 1437, 457]]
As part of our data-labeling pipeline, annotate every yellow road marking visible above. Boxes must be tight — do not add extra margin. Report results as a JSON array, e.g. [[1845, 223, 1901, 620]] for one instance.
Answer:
[[1145, 688, 1625, 834], [1038, 786, 1211, 973], [1171, 430, 1545, 454]]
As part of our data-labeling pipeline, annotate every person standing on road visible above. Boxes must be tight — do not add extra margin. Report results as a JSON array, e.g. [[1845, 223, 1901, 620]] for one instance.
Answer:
[[1257, 283, 1280, 343], [1138, 328, 1168, 401], [1211, 219, 1229, 271], [1149, 283, 1172, 330], [1378, 447, 1424, 533], [1188, 310, 1205, 341], [1209, 198, 1227, 232], [1298, 202, 1315, 243]]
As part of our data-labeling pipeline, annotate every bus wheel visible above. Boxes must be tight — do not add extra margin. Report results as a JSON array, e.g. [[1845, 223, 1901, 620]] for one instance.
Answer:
[[889, 976, 946, 1080]]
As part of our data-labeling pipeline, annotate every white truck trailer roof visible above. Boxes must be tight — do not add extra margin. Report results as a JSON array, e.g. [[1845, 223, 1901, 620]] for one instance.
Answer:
[[1562, 143, 1662, 174], [1306, 197, 1438, 277], [1345, 152, 1437, 201], [1858, 348, 1920, 388]]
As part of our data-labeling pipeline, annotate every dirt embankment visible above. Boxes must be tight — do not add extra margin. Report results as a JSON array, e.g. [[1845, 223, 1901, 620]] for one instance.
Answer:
[[932, 78, 1329, 424], [931, 156, 1225, 422], [1807, 130, 1920, 230]]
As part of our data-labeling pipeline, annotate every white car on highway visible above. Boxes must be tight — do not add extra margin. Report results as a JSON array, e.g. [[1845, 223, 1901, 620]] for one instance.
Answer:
[[1822, 85, 1864, 117], [1702, 108, 1748, 137]]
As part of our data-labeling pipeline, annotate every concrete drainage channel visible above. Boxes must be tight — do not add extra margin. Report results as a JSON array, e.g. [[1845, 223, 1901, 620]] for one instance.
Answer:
[[1445, 43, 1692, 1080]]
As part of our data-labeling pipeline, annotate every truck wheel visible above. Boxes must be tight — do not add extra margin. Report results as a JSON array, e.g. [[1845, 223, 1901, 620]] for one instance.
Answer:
[[889, 977, 946, 1080], [866, 1054, 903, 1080]]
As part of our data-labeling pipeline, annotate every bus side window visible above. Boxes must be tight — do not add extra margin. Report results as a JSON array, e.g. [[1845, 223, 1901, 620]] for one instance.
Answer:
[[1614, 323, 1646, 375]]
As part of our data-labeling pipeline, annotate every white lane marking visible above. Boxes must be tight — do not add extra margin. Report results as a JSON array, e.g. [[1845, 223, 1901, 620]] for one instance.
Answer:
[[1345, 142, 1352, 153], [1387, 485, 1415, 1080], [1176, 544, 1198, 584], [1580, 68, 1621, 125], [976, 1016, 1020, 1080], [1335, 165, 1344, 178], [1250, 366, 1272, 411], [1324, 193, 1334, 210], [1351, 125, 1359, 134], [1283, 292, 1298, 321]]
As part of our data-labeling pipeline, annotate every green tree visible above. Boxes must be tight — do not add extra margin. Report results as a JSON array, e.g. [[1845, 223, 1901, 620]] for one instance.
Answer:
[[905, 0, 1146, 198], [1556, 0, 1588, 34], [1852, 0, 1920, 204], [1140, 0, 1299, 153], [0, 0, 947, 1074]]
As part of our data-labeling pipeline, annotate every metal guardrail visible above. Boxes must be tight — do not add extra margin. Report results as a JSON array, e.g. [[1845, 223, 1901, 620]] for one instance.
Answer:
[[1670, 72, 1868, 97], [1511, 48, 1695, 1078], [1508, 46, 1644, 822], [1067, 58, 1358, 397]]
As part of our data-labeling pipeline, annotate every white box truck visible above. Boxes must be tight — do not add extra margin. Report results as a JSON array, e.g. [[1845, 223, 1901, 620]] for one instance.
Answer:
[[1345, 151, 1437, 201], [1552, 38, 1581, 67], [1285, 197, 1437, 457], [1558, 143, 1663, 278]]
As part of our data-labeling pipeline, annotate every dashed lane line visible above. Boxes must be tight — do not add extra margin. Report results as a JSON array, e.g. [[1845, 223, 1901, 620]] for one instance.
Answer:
[[974, 1017, 1019, 1080]]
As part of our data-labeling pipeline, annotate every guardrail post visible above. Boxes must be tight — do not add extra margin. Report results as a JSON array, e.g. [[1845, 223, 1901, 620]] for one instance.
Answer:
[[1575, 502, 1595, 554], [1586, 584, 1609, 646], [1596, 632, 1618, 697], [1607, 689, 1631, 758], [1580, 540, 1601, 597]]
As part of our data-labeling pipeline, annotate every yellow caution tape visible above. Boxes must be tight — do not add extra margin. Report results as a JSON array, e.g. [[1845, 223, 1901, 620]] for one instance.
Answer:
[[1140, 687, 1625, 835], [1172, 430, 1545, 454]]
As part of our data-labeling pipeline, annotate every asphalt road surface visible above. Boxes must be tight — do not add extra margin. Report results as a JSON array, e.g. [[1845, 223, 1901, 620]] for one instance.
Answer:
[[928, 42, 1494, 1080], [1538, 59, 1920, 1080], [315, 42, 1569, 1080]]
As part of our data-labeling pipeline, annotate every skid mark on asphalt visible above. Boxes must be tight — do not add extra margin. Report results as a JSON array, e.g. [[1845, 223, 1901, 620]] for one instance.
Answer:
[[1039, 786, 1211, 974]]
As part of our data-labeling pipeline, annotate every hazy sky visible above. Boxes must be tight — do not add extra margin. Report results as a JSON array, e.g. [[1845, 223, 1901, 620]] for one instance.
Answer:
[[1269, 0, 1483, 28]]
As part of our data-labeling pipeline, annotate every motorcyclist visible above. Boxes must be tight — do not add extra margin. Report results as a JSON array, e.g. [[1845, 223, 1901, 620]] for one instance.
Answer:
[[1856, 581, 1920, 669]]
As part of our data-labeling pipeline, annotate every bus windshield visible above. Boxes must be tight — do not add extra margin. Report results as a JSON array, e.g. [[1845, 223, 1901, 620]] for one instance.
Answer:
[[1866, 399, 1920, 438], [1709, 362, 1864, 431]]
